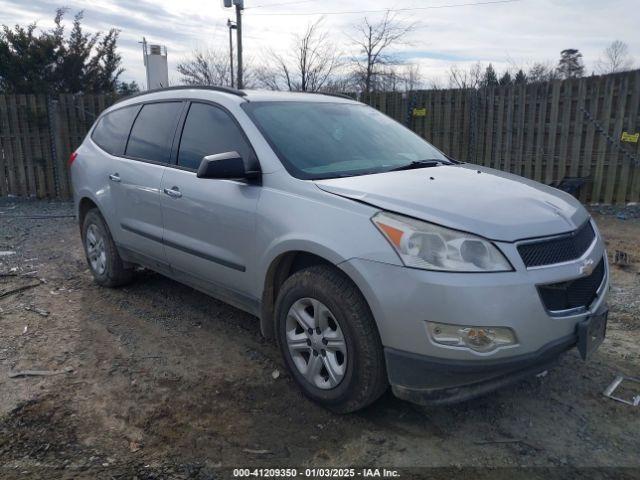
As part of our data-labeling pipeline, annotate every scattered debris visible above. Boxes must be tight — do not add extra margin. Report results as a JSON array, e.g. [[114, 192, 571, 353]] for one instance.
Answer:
[[613, 250, 632, 267], [475, 439, 523, 445], [603, 375, 640, 407], [271, 369, 280, 379], [129, 441, 142, 453], [25, 305, 50, 317], [0, 281, 41, 299], [22, 325, 28, 335], [9, 366, 74, 378], [242, 448, 271, 455], [0, 250, 16, 257], [616, 212, 628, 220], [536, 370, 548, 378]]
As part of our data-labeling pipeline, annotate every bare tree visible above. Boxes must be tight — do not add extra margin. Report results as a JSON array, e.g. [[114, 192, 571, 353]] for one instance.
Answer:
[[376, 65, 404, 92], [426, 77, 445, 90], [526, 61, 558, 83], [177, 48, 259, 88], [252, 64, 281, 90], [349, 11, 416, 93], [268, 18, 341, 92], [596, 40, 634, 74], [322, 73, 358, 94], [448, 62, 483, 89], [177, 48, 232, 86], [403, 63, 423, 91]]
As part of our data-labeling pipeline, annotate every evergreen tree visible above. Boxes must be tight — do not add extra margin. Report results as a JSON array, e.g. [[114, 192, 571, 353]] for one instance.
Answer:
[[0, 22, 59, 93], [55, 11, 99, 92], [0, 8, 124, 94], [89, 29, 124, 92], [481, 63, 499, 87], [499, 71, 512, 85], [116, 80, 140, 96], [556, 49, 585, 79], [514, 69, 527, 84]]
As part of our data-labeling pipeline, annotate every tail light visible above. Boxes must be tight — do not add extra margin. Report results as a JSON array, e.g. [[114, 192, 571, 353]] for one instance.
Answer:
[[68, 151, 78, 166]]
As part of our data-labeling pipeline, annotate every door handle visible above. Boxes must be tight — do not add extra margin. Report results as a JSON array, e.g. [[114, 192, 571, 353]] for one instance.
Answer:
[[109, 173, 121, 183], [163, 187, 182, 198]]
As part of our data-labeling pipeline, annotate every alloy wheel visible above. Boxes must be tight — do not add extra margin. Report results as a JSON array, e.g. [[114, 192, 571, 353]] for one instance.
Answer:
[[285, 297, 347, 389], [85, 224, 107, 275]]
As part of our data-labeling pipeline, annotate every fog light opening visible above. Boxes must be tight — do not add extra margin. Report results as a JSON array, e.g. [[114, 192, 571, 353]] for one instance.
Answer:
[[427, 322, 517, 353]]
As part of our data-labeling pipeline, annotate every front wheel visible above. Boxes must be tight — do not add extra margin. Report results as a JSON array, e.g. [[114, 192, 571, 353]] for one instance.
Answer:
[[275, 265, 387, 413]]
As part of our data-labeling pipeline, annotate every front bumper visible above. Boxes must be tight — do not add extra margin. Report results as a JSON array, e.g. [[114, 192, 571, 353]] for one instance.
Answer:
[[338, 226, 609, 403], [385, 333, 574, 405], [339, 232, 608, 361], [386, 303, 608, 405]]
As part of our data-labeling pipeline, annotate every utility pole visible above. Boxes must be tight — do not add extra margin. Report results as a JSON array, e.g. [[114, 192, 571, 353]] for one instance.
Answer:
[[227, 19, 236, 88], [224, 0, 244, 89], [235, 0, 244, 89]]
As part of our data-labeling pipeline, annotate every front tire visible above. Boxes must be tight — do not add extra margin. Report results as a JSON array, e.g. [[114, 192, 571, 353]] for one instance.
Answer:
[[275, 265, 387, 413], [81, 209, 132, 287]]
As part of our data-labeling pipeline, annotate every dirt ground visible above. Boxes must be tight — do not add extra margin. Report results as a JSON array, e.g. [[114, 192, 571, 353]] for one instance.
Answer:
[[0, 200, 638, 479]]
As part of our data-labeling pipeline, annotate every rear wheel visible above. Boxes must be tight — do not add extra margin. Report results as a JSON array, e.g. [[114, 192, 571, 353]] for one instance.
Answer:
[[275, 265, 387, 413], [82, 209, 132, 287]]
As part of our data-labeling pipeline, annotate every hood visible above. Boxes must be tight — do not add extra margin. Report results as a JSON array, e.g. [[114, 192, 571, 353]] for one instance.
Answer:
[[314, 164, 589, 242]]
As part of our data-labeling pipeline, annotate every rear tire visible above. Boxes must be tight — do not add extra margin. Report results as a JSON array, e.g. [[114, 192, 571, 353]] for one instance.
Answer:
[[81, 209, 132, 287], [275, 265, 387, 413]]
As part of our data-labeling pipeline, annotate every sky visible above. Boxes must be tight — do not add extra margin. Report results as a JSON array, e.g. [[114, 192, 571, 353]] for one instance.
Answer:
[[1, 0, 638, 88]]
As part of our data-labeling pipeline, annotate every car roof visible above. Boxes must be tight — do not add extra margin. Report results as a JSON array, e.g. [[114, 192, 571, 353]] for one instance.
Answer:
[[112, 86, 359, 110]]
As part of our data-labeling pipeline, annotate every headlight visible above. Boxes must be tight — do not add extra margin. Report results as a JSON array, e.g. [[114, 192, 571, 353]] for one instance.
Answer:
[[372, 212, 512, 272], [427, 322, 517, 353]]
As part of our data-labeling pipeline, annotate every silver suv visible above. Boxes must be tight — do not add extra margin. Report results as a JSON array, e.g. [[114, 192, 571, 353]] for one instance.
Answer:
[[71, 87, 609, 412]]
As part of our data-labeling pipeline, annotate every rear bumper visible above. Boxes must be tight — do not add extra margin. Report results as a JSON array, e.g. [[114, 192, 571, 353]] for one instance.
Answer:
[[385, 333, 577, 406]]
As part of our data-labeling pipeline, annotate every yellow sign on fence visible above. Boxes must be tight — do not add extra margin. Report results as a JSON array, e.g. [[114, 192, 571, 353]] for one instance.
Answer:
[[412, 107, 427, 117], [621, 131, 639, 143]]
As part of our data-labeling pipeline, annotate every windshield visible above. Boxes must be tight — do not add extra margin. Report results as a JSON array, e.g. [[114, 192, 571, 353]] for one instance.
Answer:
[[242, 101, 450, 179]]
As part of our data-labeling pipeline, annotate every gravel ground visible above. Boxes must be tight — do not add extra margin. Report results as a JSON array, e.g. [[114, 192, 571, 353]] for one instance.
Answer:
[[0, 200, 638, 479]]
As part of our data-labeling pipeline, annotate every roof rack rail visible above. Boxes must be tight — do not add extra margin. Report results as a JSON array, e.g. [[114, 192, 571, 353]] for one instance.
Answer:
[[114, 85, 246, 104], [312, 91, 358, 101]]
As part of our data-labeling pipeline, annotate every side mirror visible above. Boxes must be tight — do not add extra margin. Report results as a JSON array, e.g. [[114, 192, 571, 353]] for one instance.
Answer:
[[196, 151, 260, 180]]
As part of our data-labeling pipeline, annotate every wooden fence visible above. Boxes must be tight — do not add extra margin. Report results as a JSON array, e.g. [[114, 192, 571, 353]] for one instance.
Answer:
[[1, 69, 639, 203], [363, 69, 640, 204], [0, 94, 116, 199]]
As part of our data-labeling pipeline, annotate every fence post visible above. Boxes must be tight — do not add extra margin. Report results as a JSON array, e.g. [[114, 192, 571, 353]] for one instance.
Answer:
[[468, 89, 478, 163], [47, 96, 64, 199]]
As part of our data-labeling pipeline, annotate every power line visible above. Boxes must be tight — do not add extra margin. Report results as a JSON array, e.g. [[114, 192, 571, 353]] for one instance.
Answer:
[[249, 0, 522, 16]]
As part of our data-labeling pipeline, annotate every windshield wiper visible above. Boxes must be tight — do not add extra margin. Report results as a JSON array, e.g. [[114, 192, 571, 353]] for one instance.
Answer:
[[386, 159, 448, 172]]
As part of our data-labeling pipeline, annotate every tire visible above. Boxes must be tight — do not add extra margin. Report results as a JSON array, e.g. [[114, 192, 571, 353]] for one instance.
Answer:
[[275, 265, 387, 413], [81, 208, 133, 287]]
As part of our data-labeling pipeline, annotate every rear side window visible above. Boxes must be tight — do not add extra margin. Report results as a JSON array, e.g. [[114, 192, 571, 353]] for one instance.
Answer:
[[91, 106, 138, 156], [126, 102, 183, 163], [177, 103, 253, 170]]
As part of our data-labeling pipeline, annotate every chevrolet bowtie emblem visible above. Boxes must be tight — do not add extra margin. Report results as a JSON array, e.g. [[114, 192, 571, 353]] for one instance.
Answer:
[[579, 258, 595, 276]]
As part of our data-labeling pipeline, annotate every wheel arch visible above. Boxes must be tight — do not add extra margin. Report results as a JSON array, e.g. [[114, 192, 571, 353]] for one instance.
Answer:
[[77, 194, 119, 246], [78, 196, 99, 232], [260, 249, 373, 341]]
